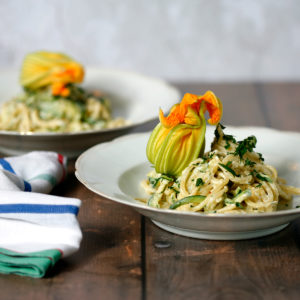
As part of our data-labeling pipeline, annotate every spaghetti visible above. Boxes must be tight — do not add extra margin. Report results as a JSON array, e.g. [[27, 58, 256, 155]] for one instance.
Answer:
[[141, 124, 300, 214], [0, 85, 127, 133]]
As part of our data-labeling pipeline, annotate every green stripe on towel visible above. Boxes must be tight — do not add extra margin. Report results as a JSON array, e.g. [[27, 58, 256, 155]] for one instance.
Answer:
[[0, 248, 62, 278], [28, 174, 57, 186]]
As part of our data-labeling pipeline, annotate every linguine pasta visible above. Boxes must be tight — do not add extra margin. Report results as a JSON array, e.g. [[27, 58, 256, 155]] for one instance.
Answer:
[[141, 124, 300, 214], [0, 85, 127, 133]]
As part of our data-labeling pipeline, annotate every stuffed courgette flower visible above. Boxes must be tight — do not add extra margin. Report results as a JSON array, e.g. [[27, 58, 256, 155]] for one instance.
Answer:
[[146, 91, 222, 176], [20, 51, 84, 97]]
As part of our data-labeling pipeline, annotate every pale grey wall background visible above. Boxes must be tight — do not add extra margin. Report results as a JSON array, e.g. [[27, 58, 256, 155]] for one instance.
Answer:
[[0, 0, 299, 81]]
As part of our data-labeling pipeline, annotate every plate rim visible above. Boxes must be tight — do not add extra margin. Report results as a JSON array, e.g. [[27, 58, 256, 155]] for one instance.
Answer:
[[75, 125, 300, 220]]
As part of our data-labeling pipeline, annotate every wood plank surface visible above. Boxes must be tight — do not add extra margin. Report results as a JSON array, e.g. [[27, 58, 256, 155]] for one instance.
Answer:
[[0, 83, 299, 300], [257, 82, 300, 131]]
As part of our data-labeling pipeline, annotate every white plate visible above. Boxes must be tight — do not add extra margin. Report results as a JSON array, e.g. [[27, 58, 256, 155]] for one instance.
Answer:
[[75, 126, 300, 240], [0, 68, 180, 157]]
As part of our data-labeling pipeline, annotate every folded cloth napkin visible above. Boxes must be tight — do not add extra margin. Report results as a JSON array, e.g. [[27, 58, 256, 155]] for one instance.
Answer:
[[0, 152, 82, 278]]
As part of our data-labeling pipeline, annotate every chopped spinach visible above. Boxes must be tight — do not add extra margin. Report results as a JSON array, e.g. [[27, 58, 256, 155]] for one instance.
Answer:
[[235, 202, 244, 208], [257, 153, 265, 162], [256, 173, 272, 183], [169, 186, 179, 194], [202, 157, 208, 163], [223, 134, 237, 149], [149, 177, 160, 188], [250, 170, 272, 183], [214, 124, 224, 141], [208, 152, 215, 159], [196, 178, 204, 187], [234, 135, 257, 159], [245, 158, 256, 167], [219, 163, 239, 177]]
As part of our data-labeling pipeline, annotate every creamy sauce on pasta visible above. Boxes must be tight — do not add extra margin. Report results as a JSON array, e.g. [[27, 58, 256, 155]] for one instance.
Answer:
[[0, 85, 127, 133], [141, 124, 300, 214]]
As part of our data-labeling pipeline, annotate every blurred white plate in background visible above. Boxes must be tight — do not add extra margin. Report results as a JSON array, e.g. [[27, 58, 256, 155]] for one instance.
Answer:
[[0, 68, 180, 157]]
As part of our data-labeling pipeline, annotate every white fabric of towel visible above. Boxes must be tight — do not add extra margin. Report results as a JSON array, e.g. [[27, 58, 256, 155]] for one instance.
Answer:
[[0, 152, 82, 257]]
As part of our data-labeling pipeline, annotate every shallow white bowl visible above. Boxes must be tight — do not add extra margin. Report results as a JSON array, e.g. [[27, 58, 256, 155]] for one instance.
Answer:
[[75, 126, 300, 240], [0, 68, 180, 157]]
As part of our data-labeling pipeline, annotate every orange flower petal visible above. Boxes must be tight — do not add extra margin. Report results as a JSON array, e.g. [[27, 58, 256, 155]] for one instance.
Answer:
[[198, 91, 222, 125], [52, 82, 70, 97], [52, 82, 65, 96], [159, 91, 222, 128], [61, 87, 70, 97], [159, 104, 184, 128], [54, 63, 84, 84]]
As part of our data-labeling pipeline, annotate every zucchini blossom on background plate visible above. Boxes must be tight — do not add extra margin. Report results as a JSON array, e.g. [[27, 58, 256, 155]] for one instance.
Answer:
[[20, 51, 84, 97]]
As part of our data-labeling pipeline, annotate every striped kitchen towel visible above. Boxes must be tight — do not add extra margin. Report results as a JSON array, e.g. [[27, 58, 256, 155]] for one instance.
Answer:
[[0, 152, 82, 278]]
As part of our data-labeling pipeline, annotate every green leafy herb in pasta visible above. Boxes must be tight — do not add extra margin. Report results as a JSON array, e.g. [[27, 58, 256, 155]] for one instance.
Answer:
[[245, 158, 256, 167], [219, 162, 239, 177], [196, 178, 204, 186], [234, 135, 257, 159], [141, 123, 300, 214]]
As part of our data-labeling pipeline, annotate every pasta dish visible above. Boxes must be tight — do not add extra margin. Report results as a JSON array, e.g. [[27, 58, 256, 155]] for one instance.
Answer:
[[0, 51, 127, 133], [0, 85, 126, 133], [141, 91, 300, 214], [142, 124, 300, 214]]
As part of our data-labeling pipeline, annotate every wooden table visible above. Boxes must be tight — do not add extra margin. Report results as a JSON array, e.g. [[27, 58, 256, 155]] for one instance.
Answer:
[[1, 83, 300, 300]]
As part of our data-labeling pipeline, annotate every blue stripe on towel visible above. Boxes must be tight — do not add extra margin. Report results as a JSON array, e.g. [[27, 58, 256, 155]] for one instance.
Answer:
[[0, 204, 79, 215], [23, 181, 32, 192], [0, 159, 32, 192], [0, 159, 16, 174]]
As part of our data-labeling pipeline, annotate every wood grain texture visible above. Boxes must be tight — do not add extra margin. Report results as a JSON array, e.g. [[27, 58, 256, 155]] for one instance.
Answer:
[[144, 218, 300, 300], [0, 83, 299, 300], [256, 82, 300, 131]]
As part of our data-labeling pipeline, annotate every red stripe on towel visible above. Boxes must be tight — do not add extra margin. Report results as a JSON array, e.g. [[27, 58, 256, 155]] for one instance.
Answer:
[[57, 154, 66, 182], [56, 248, 64, 257]]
